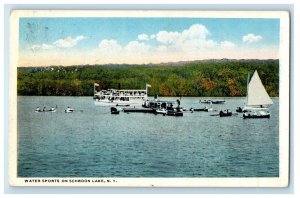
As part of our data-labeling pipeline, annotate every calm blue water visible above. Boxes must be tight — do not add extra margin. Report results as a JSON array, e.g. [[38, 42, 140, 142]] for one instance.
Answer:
[[17, 96, 279, 177]]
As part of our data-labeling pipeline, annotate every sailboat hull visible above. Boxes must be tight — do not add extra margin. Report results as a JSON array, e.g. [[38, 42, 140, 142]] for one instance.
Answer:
[[242, 106, 270, 113]]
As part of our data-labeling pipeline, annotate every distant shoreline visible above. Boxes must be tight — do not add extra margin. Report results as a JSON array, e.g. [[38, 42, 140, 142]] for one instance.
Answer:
[[18, 58, 279, 69], [17, 59, 279, 97], [17, 96, 280, 99]]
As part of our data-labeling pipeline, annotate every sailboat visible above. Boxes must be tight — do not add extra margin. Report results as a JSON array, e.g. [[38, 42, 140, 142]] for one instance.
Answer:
[[243, 70, 273, 119]]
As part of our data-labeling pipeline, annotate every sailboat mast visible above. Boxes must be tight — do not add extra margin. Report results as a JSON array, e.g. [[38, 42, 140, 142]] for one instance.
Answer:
[[246, 73, 250, 105]]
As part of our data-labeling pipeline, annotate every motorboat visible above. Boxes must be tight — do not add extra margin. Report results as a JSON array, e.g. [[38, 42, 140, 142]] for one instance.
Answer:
[[110, 107, 120, 114], [200, 99, 225, 104], [35, 105, 57, 113], [219, 109, 232, 117], [65, 107, 74, 113]]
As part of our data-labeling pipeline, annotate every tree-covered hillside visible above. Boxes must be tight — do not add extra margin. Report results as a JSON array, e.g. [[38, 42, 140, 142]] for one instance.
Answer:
[[17, 59, 279, 97]]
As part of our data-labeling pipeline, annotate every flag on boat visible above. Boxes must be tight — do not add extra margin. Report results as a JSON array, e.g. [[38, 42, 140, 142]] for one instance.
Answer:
[[94, 83, 100, 86], [146, 84, 151, 87]]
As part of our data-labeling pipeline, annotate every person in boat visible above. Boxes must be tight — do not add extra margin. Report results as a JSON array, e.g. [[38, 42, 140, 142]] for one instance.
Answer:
[[66, 107, 73, 112], [43, 106, 46, 112], [236, 107, 243, 112], [111, 107, 118, 112]]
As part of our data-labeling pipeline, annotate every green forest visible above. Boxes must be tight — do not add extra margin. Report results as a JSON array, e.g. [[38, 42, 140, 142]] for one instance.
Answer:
[[17, 59, 279, 97]]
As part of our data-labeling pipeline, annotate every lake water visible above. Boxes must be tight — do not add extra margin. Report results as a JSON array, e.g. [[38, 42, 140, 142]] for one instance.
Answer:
[[17, 96, 279, 177]]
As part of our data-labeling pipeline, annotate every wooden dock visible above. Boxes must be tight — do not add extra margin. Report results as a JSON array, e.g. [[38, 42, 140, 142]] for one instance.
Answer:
[[123, 108, 156, 113]]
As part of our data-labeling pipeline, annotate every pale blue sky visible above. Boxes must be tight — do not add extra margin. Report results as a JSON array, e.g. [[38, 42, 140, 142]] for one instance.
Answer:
[[19, 17, 280, 66]]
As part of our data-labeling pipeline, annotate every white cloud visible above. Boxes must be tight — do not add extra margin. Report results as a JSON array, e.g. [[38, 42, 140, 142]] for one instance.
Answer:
[[98, 39, 123, 56], [155, 24, 209, 46], [137, 34, 149, 41], [98, 39, 121, 50], [94, 40, 152, 64], [98, 40, 151, 56], [125, 41, 151, 55], [198, 39, 218, 49], [21, 22, 279, 66], [76, 35, 86, 41], [220, 41, 236, 49], [30, 43, 54, 53], [29, 36, 86, 53], [156, 31, 181, 45], [242, 33, 263, 43], [156, 45, 168, 52], [53, 35, 87, 48], [181, 24, 209, 40], [154, 24, 212, 53], [27, 24, 244, 65], [40, 44, 54, 50], [94, 24, 238, 64]]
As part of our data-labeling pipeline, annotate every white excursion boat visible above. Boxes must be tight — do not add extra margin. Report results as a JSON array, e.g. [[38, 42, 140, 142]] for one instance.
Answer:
[[243, 70, 273, 119], [94, 83, 151, 106]]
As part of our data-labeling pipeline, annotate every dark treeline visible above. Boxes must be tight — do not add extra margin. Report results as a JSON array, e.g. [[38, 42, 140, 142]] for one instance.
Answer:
[[17, 59, 279, 97]]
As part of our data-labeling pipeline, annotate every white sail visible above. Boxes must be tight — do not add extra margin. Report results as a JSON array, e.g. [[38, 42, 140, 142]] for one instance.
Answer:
[[247, 70, 273, 106]]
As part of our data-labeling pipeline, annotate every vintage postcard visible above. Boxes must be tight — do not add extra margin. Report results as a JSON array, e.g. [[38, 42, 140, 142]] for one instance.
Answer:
[[9, 10, 290, 187]]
